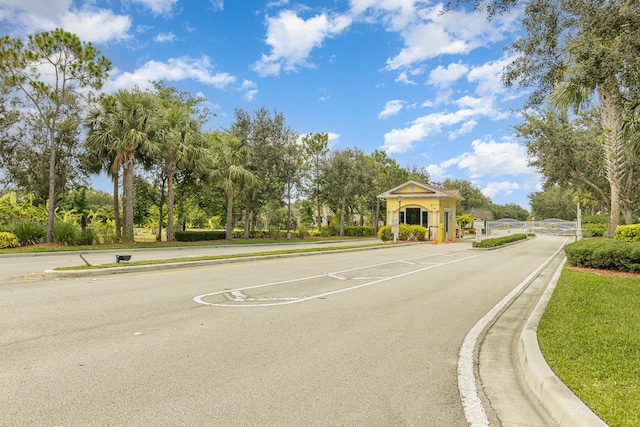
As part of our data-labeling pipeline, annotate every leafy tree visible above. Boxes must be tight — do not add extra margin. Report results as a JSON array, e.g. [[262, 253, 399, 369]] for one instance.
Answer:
[[528, 186, 579, 220], [323, 148, 368, 236], [302, 132, 329, 229], [0, 29, 110, 242], [231, 108, 296, 234], [366, 150, 411, 229], [518, 107, 609, 207], [489, 202, 529, 220], [207, 131, 259, 241]]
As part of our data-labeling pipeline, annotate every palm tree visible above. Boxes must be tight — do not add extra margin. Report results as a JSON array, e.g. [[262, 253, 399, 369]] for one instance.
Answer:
[[86, 88, 161, 242], [159, 105, 208, 241], [207, 132, 259, 241], [85, 96, 124, 240], [550, 64, 627, 236]]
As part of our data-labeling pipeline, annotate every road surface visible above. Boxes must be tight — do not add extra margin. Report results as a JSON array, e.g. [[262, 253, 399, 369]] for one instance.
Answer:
[[1, 236, 566, 426]]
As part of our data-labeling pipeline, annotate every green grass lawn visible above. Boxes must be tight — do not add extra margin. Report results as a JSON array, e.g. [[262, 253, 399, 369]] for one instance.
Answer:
[[538, 268, 640, 426]]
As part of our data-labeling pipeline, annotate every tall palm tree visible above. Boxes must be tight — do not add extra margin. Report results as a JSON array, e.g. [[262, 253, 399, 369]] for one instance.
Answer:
[[85, 96, 124, 240], [207, 132, 259, 241], [550, 65, 627, 236], [86, 88, 161, 242], [159, 105, 208, 241]]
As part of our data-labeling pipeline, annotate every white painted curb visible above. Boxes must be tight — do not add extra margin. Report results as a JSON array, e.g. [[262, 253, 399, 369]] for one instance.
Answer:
[[519, 258, 608, 427]]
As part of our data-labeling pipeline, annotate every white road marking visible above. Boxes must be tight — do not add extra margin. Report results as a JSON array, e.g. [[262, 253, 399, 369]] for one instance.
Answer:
[[193, 250, 487, 308], [457, 239, 568, 427]]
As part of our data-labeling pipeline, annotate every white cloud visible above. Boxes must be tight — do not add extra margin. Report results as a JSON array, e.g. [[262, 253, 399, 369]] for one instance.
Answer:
[[382, 109, 472, 153], [395, 71, 416, 85], [456, 139, 530, 178], [104, 56, 236, 92], [252, 10, 352, 76], [429, 61, 469, 88], [425, 163, 446, 181], [154, 32, 177, 43], [481, 181, 521, 199], [238, 80, 258, 102], [132, 0, 179, 16], [378, 100, 405, 119], [467, 55, 514, 96], [209, 0, 224, 12], [0, 2, 131, 43]]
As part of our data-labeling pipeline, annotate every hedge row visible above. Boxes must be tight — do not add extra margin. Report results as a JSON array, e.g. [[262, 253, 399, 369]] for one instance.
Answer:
[[175, 225, 377, 242], [472, 233, 527, 248], [175, 230, 226, 241], [564, 238, 640, 272]]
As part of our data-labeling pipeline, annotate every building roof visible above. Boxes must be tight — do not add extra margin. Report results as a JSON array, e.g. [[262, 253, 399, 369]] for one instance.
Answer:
[[377, 180, 463, 200]]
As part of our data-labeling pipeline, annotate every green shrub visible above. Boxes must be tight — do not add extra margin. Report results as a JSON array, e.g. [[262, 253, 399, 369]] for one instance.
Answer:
[[0, 231, 20, 248], [12, 220, 46, 246], [78, 227, 99, 245], [472, 233, 527, 248], [52, 221, 80, 245], [583, 222, 607, 238], [296, 225, 309, 239], [564, 238, 640, 272], [615, 224, 640, 242], [378, 224, 427, 241], [343, 226, 376, 237], [175, 230, 226, 241]]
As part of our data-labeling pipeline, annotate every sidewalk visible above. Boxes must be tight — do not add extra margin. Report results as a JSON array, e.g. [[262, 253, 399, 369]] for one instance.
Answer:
[[478, 252, 608, 426]]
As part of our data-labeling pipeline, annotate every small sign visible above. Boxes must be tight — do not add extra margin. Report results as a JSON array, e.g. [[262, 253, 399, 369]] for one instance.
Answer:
[[391, 218, 399, 233]]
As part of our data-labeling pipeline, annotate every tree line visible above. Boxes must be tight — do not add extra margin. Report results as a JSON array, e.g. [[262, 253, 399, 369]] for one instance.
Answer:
[[1, 28, 532, 245]]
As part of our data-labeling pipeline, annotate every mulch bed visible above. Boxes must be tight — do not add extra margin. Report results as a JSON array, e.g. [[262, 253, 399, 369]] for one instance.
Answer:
[[565, 265, 640, 278]]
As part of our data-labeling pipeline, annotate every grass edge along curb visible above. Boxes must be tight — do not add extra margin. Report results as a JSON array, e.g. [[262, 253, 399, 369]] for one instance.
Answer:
[[538, 268, 640, 426], [45, 243, 394, 277]]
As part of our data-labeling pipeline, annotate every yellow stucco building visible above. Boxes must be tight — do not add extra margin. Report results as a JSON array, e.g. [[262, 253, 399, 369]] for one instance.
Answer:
[[377, 180, 462, 242]]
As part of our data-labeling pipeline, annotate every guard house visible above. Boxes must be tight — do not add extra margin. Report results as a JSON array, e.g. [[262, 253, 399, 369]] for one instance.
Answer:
[[377, 180, 462, 242]]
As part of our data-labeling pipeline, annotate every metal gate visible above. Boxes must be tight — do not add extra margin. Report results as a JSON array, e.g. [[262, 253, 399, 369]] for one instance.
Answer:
[[485, 218, 578, 236]]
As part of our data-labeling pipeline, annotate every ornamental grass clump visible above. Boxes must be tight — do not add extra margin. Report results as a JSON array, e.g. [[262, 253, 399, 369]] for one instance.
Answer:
[[12, 220, 46, 246]]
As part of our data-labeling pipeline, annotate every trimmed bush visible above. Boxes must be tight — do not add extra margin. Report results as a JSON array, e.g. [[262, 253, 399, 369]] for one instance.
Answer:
[[378, 224, 427, 241], [53, 221, 80, 245], [615, 224, 640, 242], [12, 220, 46, 246], [581, 215, 608, 237], [0, 231, 20, 248], [565, 238, 640, 273], [175, 230, 227, 241], [472, 233, 527, 248]]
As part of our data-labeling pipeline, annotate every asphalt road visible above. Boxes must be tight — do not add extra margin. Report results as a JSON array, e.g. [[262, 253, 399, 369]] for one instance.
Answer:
[[1, 236, 566, 426]]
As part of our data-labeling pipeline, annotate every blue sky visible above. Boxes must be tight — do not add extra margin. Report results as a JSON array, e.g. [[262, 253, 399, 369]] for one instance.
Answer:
[[0, 0, 541, 208]]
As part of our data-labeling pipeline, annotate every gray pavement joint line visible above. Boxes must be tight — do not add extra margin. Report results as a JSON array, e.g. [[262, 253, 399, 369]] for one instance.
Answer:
[[457, 238, 570, 427], [193, 251, 490, 308]]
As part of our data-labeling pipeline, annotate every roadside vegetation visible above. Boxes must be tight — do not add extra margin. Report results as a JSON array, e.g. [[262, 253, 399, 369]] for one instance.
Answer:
[[538, 268, 640, 426], [538, 233, 640, 426]]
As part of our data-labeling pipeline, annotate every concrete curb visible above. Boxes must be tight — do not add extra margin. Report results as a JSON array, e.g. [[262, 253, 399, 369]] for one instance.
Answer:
[[519, 257, 608, 427], [43, 243, 410, 278]]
